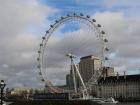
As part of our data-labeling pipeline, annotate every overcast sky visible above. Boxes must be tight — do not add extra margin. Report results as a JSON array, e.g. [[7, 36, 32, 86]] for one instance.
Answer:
[[0, 0, 140, 88]]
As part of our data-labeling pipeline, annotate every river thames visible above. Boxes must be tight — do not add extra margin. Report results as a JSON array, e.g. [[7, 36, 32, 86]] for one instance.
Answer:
[[116, 102, 140, 105], [6, 102, 140, 105]]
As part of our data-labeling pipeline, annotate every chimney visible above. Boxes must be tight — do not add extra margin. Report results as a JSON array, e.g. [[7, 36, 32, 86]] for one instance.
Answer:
[[117, 72, 119, 79], [103, 67, 106, 80], [103, 73, 106, 80], [124, 71, 126, 79]]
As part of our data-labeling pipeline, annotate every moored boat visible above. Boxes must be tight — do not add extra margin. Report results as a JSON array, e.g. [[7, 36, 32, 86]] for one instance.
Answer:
[[91, 97, 118, 105]]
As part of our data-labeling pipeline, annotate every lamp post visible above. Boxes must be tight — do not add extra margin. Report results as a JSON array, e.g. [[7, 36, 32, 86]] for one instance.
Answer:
[[0, 80, 6, 105]]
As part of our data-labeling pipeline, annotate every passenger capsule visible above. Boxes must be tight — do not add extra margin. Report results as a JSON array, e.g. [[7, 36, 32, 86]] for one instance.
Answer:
[[50, 25, 53, 28], [61, 16, 64, 19], [37, 58, 40, 61], [97, 24, 101, 27], [37, 65, 41, 68], [92, 19, 96, 22], [39, 72, 42, 75], [105, 57, 109, 60], [38, 50, 41, 53], [104, 39, 108, 42], [80, 13, 84, 16], [42, 37, 45, 40], [73, 13, 76, 16], [41, 79, 45, 81], [105, 48, 109, 51], [101, 31, 105, 34], [87, 15, 90, 18], [46, 30, 49, 33], [55, 20, 59, 23]]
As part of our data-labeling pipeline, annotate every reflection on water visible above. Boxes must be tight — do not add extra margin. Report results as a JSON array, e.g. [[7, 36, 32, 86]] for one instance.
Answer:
[[7, 102, 140, 105], [117, 102, 140, 105], [6, 101, 140, 105]]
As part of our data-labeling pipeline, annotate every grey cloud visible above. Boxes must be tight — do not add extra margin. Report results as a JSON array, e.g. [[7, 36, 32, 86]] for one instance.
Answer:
[[93, 12, 140, 73], [0, 0, 57, 87]]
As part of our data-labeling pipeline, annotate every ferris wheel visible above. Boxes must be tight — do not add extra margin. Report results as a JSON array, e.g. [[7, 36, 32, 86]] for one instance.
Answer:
[[37, 13, 109, 94]]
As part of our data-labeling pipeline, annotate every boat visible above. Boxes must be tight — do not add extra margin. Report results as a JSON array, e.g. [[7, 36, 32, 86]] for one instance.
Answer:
[[91, 97, 118, 104]]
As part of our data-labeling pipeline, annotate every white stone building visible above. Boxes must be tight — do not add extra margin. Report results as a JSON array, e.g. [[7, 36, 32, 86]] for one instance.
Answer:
[[93, 74, 140, 101]]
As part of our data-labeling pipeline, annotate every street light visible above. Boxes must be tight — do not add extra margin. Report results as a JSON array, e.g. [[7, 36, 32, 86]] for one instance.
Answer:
[[0, 80, 6, 105]]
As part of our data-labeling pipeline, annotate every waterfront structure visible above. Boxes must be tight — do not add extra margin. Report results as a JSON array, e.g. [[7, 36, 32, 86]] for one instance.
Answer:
[[94, 74, 140, 100], [79, 55, 101, 83]]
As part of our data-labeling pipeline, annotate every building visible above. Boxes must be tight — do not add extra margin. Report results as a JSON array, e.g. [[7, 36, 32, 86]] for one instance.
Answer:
[[65, 54, 140, 101], [93, 74, 140, 101], [79, 55, 101, 83], [66, 65, 80, 90], [66, 55, 115, 89], [66, 74, 71, 88], [103, 67, 115, 77]]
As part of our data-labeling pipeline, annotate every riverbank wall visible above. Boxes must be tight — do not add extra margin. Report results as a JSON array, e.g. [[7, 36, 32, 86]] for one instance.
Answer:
[[9, 100, 100, 105]]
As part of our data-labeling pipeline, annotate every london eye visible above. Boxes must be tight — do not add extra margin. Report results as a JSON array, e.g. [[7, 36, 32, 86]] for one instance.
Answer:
[[37, 13, 109, 98]]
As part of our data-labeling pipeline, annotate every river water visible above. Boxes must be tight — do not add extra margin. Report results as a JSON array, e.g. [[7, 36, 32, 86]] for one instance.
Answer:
[[117, 102, 140, 105], [5, 101, 140, 105]]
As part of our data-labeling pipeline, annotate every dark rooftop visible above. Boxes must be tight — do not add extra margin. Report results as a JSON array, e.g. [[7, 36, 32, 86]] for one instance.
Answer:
[[80, 55, 100, 60], [98, 74, 140, 84]]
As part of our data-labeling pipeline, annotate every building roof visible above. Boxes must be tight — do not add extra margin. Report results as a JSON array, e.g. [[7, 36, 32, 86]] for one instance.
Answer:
[[80, 55, 100, 60], [98, 74, 140, 84]]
